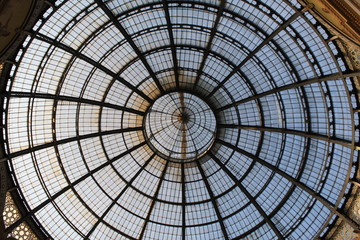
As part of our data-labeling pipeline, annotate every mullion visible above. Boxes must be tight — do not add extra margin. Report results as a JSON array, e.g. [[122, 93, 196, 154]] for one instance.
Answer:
[[138, 160, 170, 240], [5, 92, 146, 116], [94, 0, 165, 94], [1, 127, 142, 163], [208, 151, 285, 239], [32, 32, 153, 104], [215, 138, 360, 232], [84, 153, 156, 239], [218, 124, 355, 149], [192, 0, 226, 90], [196, 160, 229, 240], [5, 141, 147, 233], [214, 72, 360, 113], [206, 4, 313, 99], [163, 0, 180, 90], [181, 161, 186, 240]]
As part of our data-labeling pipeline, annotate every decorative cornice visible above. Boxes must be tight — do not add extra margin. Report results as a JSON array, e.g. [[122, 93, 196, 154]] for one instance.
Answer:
[[302, 0, 360, 46]]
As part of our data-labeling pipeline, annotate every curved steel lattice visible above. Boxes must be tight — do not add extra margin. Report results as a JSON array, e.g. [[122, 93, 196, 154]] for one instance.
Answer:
[[144, 92, 217, 162], [1, 0, 360, 239]]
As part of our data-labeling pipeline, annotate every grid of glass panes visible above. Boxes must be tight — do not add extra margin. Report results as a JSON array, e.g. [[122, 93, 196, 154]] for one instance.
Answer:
[[3, 0, 357, 239]]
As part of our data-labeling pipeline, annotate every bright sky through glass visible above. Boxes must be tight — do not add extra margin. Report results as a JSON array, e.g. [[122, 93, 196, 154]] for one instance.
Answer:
[[144, 92, 216, 162], [3, 0, 359, 239]]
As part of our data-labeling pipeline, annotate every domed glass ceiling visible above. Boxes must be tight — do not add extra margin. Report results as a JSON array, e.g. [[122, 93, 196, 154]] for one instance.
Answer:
[[2, 0, 360, 239]]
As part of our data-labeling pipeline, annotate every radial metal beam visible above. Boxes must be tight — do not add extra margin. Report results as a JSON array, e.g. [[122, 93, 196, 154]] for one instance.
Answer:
[[0, 127, 142, 163], [208, 151, 285, 240], [215, 138, 360, 232], [32, 32, 153, 104], [181, 161, 186, 240], [162, 0, 180, 90], [234, 138, 310, 238], [218, 124, 357, 150], [206, 4, 314, 98], [179, 92, 187, 159], [215, 71, 360, 112], [94, 0, 165, 94], [3, 91, 146, 116], [85, 153, 156, 239], [196, 160, 229, 240], [192, 0, 226, 90], [4, 141, 147, 233], [139, 160, 169, 240]]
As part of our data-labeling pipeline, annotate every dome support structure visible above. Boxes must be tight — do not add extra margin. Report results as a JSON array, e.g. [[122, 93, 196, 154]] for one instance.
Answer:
[[3, 141, 147, 235], [162, 0, 180, 90], [192, 0, 226, 91], [30, 31, 154, 104], [1, 0, 360, 239], [206, 3, 314, 99], [215, 71, 360, 113], [208, 151, 285, 239], [94, 0, 166, 95], [215, 138, 360, 233]]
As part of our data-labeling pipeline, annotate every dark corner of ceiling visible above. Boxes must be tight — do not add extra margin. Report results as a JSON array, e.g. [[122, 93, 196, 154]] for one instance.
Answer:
[[0, 0, 56, 61]]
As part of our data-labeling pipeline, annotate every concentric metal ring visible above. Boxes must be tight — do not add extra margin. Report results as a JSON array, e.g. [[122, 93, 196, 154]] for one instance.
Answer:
[[144, 92, 217, 162], [1, 1, 359, 239]]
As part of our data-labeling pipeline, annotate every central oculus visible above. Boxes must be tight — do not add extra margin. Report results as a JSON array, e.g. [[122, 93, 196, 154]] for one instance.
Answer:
[[144, 92, 217, 162]]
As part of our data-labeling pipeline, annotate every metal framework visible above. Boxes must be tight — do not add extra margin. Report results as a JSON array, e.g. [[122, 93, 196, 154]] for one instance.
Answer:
[[1, 0, 360, 240]]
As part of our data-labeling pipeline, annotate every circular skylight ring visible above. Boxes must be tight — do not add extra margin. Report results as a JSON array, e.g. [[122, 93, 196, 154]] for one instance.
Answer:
[[2, 1, 358, 240], [144, 92, 217, 162]]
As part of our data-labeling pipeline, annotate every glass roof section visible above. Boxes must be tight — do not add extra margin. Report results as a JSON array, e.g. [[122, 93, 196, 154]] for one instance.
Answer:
[[2, 0, 360, 239], [144, 92, 217, 162]]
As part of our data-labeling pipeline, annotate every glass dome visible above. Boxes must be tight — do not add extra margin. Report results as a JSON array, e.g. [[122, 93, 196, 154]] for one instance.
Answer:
[[2, 0, 360, 239]]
